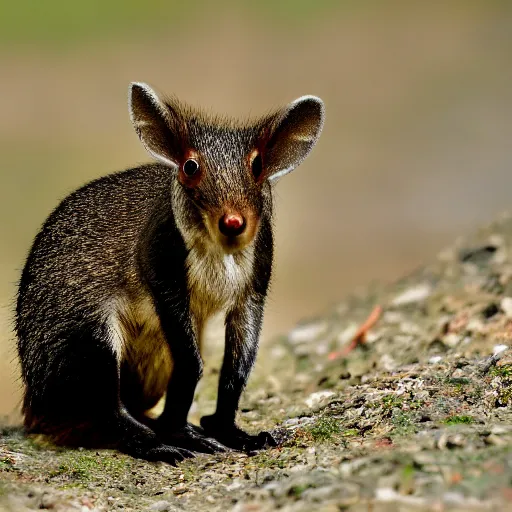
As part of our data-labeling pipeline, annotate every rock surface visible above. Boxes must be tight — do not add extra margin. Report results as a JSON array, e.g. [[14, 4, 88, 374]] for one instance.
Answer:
[[3, 214, 512, 511]]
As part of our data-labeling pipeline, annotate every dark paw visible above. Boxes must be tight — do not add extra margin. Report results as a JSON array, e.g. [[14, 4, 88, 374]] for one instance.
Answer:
[[144, 444, 194, 465], [156, 422, 228, 454], [200, 415, 277, 452]]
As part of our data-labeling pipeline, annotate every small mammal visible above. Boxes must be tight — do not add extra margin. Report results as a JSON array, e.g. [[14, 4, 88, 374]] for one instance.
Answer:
[[15, 83, 324, 463]]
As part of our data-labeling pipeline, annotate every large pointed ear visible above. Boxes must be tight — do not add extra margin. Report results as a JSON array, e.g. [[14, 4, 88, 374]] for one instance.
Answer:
[[128, 82, 185, 167], [262, 95, 325, 183]]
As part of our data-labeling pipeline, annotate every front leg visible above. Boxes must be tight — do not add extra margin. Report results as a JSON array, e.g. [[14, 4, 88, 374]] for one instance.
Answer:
[[147, 295, 226, 454], [200, 299, 277, 452], [141, 221, 226, 454]]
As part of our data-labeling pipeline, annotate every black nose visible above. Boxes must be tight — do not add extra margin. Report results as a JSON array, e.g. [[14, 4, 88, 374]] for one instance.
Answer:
[[219, 213, 246, 237]]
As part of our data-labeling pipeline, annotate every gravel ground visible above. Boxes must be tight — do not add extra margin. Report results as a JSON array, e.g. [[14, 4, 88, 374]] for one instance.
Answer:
[[3, 214, 512, 511]]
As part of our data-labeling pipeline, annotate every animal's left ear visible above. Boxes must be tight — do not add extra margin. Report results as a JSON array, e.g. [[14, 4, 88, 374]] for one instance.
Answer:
[[261, 96, 325, 183]]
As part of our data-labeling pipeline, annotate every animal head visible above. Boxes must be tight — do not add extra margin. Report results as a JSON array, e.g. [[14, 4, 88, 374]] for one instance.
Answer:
[[129, 82, 324, 253]]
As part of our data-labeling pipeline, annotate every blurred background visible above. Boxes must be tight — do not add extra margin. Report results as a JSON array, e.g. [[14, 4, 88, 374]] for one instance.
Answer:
[[1, 1, 512, 418]]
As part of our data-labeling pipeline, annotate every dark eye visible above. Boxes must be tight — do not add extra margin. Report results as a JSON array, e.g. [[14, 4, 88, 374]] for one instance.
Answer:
[[183, 159, 199, 177], [251, 153, 263, 180]]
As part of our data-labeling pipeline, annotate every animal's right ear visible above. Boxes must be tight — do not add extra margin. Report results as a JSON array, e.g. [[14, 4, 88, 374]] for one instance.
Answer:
[[128, 82, 185, 167]]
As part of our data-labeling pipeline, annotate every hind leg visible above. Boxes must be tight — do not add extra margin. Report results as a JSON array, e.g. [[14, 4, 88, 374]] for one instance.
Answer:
[[120, 332, 226, 454], [22, 321, 193, 464], [120, 329, 171, 424]]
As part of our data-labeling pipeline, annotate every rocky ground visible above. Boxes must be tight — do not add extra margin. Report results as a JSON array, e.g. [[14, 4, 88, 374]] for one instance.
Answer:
[[3, 214, 512, 511]]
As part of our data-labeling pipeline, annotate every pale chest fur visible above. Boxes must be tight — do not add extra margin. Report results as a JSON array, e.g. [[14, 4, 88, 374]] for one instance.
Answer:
[[186, 245, 255, 325]]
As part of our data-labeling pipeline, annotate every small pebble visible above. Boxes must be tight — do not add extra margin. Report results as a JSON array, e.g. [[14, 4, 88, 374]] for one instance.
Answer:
[[383, 311, 403, 323], [375, 487, 397, 501], [392, 284, 431, 306], [304, 390, 335, 409], [172, 484, 188, 495], [443, 333, 461, 347], [501, 297, 512, 318], [226, 480, 243, 491], [336, 324, 358, 345], [148, 501, 177, 512], [493, 344, 508, 355], [288, 323, 327, 344]]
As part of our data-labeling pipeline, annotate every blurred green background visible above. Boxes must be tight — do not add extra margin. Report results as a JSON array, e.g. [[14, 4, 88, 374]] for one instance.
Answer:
[[1, 0, 512, 418]]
